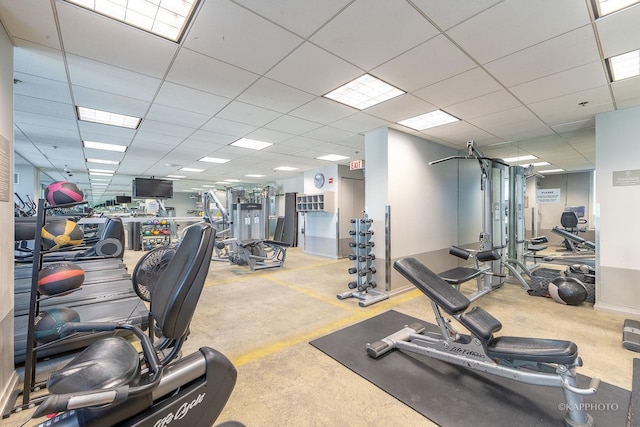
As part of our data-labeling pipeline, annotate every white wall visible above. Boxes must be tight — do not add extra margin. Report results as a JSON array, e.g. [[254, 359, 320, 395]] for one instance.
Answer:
[[0, 20, 16, 414], [365, 128, 458, 291], [595, 106, 640, 315]]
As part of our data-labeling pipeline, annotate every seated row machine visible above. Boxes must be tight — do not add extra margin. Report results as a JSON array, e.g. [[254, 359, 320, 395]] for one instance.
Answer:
[[367, 257, 599, 427], [216, 238, 288, 271]]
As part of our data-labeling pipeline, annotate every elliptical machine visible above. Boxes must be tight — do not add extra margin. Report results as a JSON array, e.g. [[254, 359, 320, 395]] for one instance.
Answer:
[[31, 222, 239, 426]]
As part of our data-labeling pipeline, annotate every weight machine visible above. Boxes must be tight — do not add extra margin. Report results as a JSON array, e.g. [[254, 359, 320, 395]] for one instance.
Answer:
[[429, 141, 508, 300]]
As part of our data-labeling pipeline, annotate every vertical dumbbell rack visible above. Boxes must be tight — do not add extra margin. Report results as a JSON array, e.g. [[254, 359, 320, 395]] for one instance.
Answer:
[[337, 215, 388, 307]]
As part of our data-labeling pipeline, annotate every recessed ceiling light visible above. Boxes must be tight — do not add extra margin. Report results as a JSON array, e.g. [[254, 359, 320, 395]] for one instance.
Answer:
[[594, 0, 639, 17], [224, 179, 241, 183], [199, 156, 231, 164], [230, 138, 273, 150], [202, 184, 218, 187], [64, 0, 199, 42], [502, 155, 538, 163], [530, 162, 550, 167], [274, 166, 298, 171], [91, 182, 109, 186], [83, 140, 128, 152], [86, 158, 120, 165], [90, 172, 114, 176], [539, 168, 565, 173], [180, 167, 204, 172], [77, 106, 141, 129], [88, 168, 115, 174], [324, 74, 405, 110], [166, 174, 186, 179], [245, 174, 266, 178], [397, 110, 459, 131], [608, 49, 640, 82], [316, 154, 349, 161], [90, 178, 111, 182]]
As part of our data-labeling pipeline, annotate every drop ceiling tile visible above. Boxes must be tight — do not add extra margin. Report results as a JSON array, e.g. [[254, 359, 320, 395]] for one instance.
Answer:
[[184, 129, 238, 146], [132, 130, 186, 146], [201, 117, 257, 137], [420, 121, 496, 144], [216, 101, 282, 127], [310, 0, 438, 70], [145, 104, 210, 129], [78, 122, 136, 141], [72, 86, 151, 118], [611, 78, 640, 106], [278, 136, 325, 149], [0, 0, 60, 49], [372, 35, 476, 92], [510, 62, 609, 104], [596, 4, 640, 58], [410, 0, 502, 31], [14, 95, 75, 120], [329, 113, 389, 133], [14, 111, 77, 131], [138, 120, 195, 139], [485, 25, 601, 87], [184, 0, 302, 74], [266, 42, 362, 96], [264, 115, 323, 134], [244, 128, 295, 144], [468, 106, 539, 128], [447, 0, 590, 64], [155, 82, 231, 116], [414, 67, 503, 107], [13, 72, 71, 104], [289, 97, 356, 124], [235, 0, 352, 38], [167, 48, 259, 99], [366, 94, 437, 123], [13, 42, 67, 82], [66, 54, 162, 101], [237, 78, 315, 114], [447, 90, 522, 120], [56, 1, 178, 78], [528, 86, 613, 126], [303, 126, 355, 142]]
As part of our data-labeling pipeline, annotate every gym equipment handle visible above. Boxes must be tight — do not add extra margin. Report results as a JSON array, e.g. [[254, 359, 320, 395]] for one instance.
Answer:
[[561, 377, 600, 395], [33, 386, 129, 418]]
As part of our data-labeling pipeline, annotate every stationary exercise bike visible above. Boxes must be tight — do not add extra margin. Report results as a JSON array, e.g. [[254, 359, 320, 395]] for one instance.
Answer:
[[367, 257, 599, 427], [31, 222, 239, 427]]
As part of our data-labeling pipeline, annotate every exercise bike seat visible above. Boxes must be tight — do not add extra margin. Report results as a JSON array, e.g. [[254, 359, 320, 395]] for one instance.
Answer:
[[486, 336, 578, 364], [47, 336, 140, 394]]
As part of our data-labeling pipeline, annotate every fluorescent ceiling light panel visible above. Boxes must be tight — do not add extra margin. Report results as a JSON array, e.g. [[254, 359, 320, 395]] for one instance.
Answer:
[[90, 172, 114, 176], [180, 167, 204, 172], [245, 174, 266, 178], [77, 106, 141, 129], [90, 178, 111, 182], [224, 179, 241, 182], [324, 74, 405, 110], [316, 154, 349, 161], [502, 155, 538, 163], [230, 138, 273, 150], [530, 162, 550, 167], [88, 168, 115, 173], [83, 140, 128, 152], [397, 110, 459, 131], [608, 50, 640, 81], [199, 156, 231, 164], [274, 166, 298, 171], [594, 0, 639, 17], [166, 174, 186, 179], [65, 0, 198, 42], [86, 158, 120, 165], [539, 168, 565, 173]]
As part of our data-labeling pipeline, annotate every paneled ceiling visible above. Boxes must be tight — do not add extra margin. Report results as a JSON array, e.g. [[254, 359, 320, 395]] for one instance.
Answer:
[[1, 0, 639, 202]]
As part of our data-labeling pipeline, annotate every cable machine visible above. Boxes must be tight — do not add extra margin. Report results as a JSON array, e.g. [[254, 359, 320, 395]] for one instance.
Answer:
[[429, 140, 508, 300]]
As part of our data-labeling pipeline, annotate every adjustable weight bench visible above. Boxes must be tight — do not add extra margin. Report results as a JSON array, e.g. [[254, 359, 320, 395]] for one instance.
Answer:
[[367, 257, 599, 427], [552, 227, 596, 251]]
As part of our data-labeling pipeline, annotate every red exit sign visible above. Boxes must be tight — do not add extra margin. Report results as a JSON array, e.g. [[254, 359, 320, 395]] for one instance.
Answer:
[[350, 159, 364, 170]]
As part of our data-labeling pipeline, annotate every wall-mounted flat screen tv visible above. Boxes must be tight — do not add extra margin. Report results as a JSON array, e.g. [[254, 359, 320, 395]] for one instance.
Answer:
[[132, 178, 173, 199], [116, 195, 132, 204]]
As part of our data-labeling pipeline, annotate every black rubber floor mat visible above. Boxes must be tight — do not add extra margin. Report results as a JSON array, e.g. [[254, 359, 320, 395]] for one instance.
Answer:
[[310, 310, 630, 427]]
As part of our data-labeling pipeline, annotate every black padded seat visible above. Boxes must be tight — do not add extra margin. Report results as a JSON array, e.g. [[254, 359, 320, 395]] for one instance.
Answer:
[[394, 258, 470, 315], [486, 336, 578, 364], [238, 239, 262, 248], [459, 306, 502, 341], [527, 244, 547, 252], [439, 266, 483, 285], [47, 336, 140, 394]]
